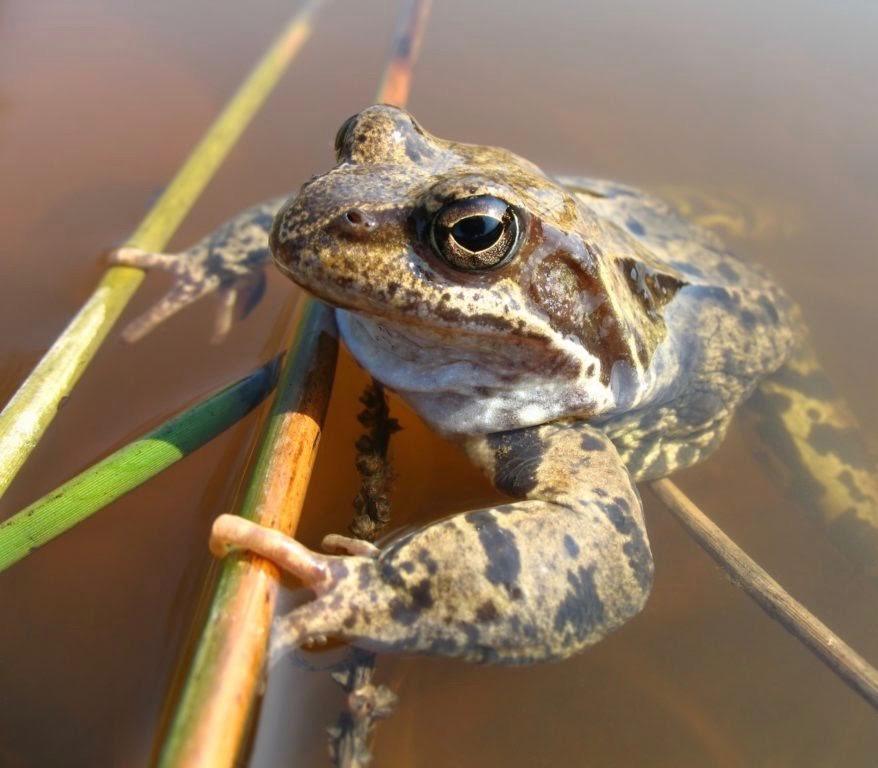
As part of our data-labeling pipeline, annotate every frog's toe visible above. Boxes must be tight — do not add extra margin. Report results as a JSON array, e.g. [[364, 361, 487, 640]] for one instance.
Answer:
[[321, 533, 381, 558], [108, 246, 186, 274], [120, 276, 221, 342], [209, 515, 383, 656], [210, 514, 343, 589]]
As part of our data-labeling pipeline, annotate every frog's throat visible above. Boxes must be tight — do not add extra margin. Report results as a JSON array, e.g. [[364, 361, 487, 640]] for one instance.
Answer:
[[336, 309, 658, 436]]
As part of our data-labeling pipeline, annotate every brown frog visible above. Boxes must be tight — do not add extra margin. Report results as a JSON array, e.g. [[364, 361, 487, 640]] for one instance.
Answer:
[[116, 105, 878, 662]]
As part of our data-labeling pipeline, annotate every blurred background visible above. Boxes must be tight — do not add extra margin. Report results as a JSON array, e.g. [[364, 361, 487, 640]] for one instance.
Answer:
[[0, 0, 876, 765]]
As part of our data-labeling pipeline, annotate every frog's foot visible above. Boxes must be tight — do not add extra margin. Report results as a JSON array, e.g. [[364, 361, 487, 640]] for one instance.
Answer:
[[123, 276, 223, 343], [107, 245, 219, 342], [209, 422, 653, 666], [106, 199, 280, 343]]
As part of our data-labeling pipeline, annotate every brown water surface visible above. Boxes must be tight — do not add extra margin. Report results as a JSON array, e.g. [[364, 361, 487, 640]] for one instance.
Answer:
[[1, 0, 877, 765]]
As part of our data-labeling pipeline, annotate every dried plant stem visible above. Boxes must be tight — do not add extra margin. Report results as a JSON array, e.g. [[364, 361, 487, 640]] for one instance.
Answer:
[[349, 381, 400, 541], [158, 300, 338, 767], [652, 478, 878, 710], [0, 0, 325, 501], [329, 382, 399, 768], [0, 361, 278, 573]]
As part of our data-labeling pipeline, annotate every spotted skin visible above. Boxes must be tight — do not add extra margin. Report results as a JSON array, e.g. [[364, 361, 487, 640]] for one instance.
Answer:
[[566, 176, 878, 560], [194, 106, 875, 663], [270, 422, 650, 663], [109, 199, 282, 342], [743, 343, 878, 569]]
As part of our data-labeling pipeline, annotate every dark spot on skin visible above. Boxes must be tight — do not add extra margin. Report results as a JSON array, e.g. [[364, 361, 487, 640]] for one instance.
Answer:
[[410, 578, 434, 610], [667, 260, 702, 280], [245, 247, 269, 265], [758, 295, 780, 323], [563, 535, 580, 558], [625, 217, 646, 236], [417, 548, 439, 575], [602, 501, 632, 535], [386, 281, 399, 297], [580, 432, 605, 452], [623, 531, 654, 591], [343, 607, 359, 629], [486, 428, 545, 497], [358, 563, 371, 588], [837, 470, 871, 503], [460, 622, 482, 647], [475, 600, 500, 623], [586, 363, 596, 377], [716, 262, 740, 284], [466, 511, 522, 596], [739, 309, 757, 330], [379, 560, 407, 590], [400, 561, 415, 574], [389, 598, 420, 626], [808, 423, 871, 471], [597, 496, 652, 589], [428, 638, 459, 655], [676, 444, 699, 468], [553, 565, 605, 638], [329, 561, 350, 580]]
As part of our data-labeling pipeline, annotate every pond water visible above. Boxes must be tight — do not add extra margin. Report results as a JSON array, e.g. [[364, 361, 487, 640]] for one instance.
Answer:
[[1, 0, 877, 765]]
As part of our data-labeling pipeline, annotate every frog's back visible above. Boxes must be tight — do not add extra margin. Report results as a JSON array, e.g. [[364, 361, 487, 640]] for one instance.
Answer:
[[558, 176, 783, 292], [557, 176, 801, 479]]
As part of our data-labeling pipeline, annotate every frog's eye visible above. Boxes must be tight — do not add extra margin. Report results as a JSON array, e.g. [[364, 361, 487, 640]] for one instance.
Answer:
[[429, 196, 521, 271]]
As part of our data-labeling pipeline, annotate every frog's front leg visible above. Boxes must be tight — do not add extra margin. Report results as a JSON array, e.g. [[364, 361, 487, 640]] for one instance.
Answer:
[[108, 198, 283, 342], [210, 422, 653, 664]]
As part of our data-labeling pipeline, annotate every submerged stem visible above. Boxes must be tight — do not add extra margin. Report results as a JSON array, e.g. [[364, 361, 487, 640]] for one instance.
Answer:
[[652, 478, 878, 710]]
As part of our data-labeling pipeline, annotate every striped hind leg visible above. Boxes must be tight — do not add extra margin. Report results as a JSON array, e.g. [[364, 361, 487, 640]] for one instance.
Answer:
[[742, 340, 878, 571]]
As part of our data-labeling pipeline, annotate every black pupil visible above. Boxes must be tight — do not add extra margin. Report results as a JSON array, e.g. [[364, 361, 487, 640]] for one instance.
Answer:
[[450, 215, 503, 251]]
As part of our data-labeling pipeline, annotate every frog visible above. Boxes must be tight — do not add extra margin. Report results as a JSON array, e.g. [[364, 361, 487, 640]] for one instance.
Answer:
[[116, 105, 878, 662]]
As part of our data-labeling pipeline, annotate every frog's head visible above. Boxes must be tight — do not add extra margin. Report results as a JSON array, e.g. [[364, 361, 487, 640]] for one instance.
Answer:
[[271, 105, 685, 434]]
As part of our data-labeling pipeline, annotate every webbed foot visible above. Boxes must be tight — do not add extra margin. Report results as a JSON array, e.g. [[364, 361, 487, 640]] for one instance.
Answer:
[[109, 245, 222, 342], [108, 198, 282, 342]]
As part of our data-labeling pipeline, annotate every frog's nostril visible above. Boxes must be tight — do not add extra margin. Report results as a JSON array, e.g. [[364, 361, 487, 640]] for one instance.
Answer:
[[337, 208, 377, 236]]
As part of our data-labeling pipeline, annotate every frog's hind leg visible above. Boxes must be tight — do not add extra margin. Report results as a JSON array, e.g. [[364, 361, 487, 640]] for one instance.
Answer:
[[210, 422, 653, 664], [655, 185, 799, 242], [742, 341, 878, 571]]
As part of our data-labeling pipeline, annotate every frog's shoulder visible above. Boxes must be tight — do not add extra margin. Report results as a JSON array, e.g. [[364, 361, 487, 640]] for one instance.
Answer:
[[556, 174, 774, 292]]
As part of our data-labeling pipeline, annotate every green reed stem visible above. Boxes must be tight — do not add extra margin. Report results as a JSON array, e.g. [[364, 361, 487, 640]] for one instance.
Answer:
[[0, 361, 278, 573], [0, 0, 325, 501]]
